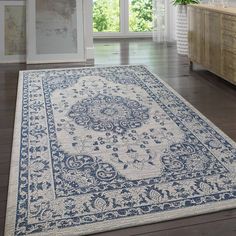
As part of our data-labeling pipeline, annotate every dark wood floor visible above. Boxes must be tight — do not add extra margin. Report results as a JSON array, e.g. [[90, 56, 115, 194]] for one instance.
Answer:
[[1, 38, 236, 236]]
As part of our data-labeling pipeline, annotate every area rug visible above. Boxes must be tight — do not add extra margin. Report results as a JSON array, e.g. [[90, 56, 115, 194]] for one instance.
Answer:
[[5, 65, 236, 236]]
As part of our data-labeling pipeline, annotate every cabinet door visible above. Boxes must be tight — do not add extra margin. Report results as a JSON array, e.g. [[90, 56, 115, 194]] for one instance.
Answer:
[[222, 15, 236, 85], [204, 11, 222, 74], [188, 7, 205, 63]]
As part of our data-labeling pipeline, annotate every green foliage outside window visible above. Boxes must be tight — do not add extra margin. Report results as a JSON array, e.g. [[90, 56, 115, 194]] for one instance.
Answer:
[[93, 0, 153, 33], [172, 0, 199, 5], [93, 0, 120, 32], [129, 0, 153, 32]]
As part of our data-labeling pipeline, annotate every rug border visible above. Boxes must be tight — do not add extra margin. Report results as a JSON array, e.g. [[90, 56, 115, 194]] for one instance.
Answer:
[[5, 65, 236, 236], [5, 71, 24, 236]]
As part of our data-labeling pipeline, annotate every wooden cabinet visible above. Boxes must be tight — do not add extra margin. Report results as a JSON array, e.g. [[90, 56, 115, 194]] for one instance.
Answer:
[[188, 4, 236, 85], [188, 8, 205, 63], [205, 11, 222, 75]]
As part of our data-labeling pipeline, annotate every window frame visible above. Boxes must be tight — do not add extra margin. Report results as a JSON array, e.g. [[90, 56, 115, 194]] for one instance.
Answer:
[[93, 0, 152, 38]]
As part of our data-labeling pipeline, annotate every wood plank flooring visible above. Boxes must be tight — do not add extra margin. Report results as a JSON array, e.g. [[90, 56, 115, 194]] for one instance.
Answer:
[[1, 38, 236, 236]]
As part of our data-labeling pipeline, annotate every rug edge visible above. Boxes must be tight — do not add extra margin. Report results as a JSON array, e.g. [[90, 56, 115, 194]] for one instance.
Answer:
[[18, 64, 147, 73], [4, 71, 24, 236], [21, 199, 236, 236]]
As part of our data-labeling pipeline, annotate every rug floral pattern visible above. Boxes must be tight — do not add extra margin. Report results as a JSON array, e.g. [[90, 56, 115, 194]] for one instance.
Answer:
[[9, 66, 236, 235]]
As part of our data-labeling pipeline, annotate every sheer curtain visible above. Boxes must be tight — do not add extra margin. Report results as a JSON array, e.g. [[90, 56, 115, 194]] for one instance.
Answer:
[[153, 0, 176, 43]]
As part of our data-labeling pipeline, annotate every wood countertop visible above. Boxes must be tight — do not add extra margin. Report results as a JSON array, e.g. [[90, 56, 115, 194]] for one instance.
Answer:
[[188, 4, 236, 16]]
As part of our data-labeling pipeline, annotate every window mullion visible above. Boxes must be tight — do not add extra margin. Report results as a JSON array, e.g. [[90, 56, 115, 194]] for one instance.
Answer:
[[124, 0, 129, 35], [120, 0, 128, 35]]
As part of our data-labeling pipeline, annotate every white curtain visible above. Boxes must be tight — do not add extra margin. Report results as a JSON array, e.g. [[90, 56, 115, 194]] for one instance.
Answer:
[[153, 0, 176, 43]]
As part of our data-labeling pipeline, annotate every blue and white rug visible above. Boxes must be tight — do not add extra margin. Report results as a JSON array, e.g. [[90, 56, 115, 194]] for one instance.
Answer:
[[5, 65, 236, 235]]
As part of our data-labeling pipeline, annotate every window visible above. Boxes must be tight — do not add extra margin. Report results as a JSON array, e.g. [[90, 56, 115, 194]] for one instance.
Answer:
[[93, 0, 120, 32], [129, 0, 153, 32], [93, 0, 153, 37]]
